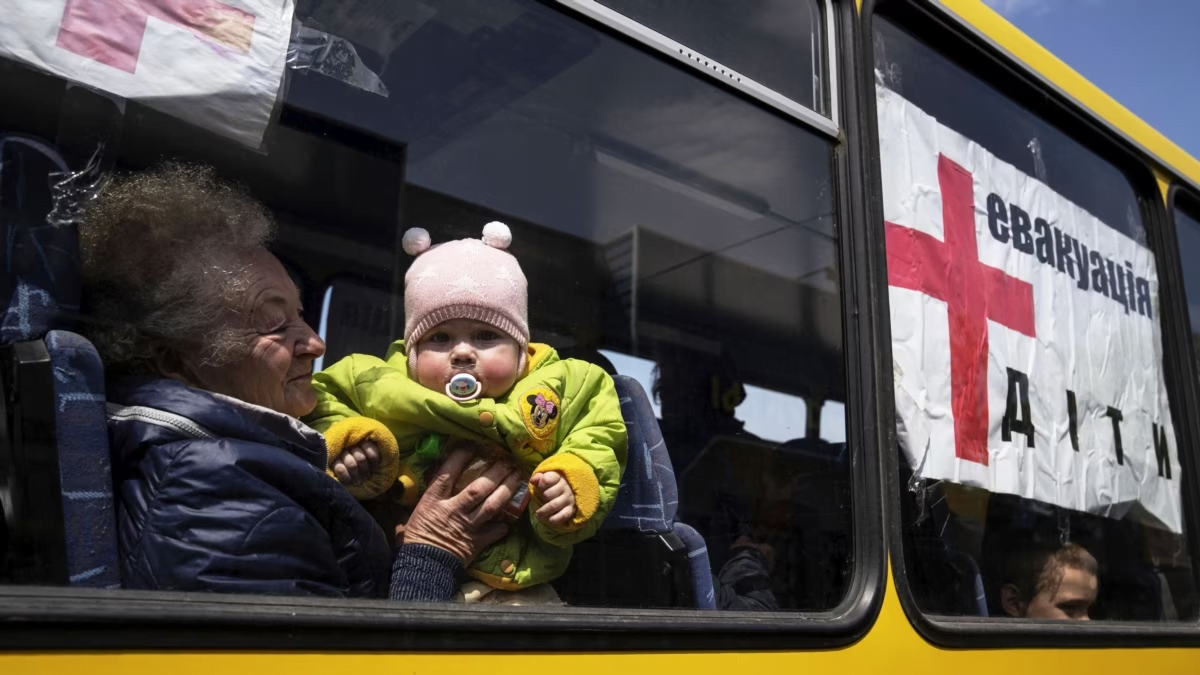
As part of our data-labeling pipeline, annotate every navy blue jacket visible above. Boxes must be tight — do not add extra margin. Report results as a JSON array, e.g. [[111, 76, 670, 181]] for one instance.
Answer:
[[714, 547, 779, 612], [108, 377, 399, 597]]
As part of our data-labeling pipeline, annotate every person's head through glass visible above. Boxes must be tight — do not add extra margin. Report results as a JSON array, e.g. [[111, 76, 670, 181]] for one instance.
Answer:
[[651, 345, 750, 474], [1000, 542, 1099, 620]]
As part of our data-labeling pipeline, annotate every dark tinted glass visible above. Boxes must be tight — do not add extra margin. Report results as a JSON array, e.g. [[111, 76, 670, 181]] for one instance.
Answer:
[[291, 0, 849, 611], [0, 0, 852, 613], [597, 0, 825, 113]]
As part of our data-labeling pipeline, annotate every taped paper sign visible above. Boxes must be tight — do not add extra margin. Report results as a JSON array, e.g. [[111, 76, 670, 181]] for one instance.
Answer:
[[878, 85, 1182, 533], [0, 0, 295, 148]]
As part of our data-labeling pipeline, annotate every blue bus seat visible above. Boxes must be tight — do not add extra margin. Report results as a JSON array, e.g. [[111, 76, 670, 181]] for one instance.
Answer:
[[0, 134, 80, 342], [556, 375, 715, 609], [0, 133, 119, 588], [926, 486, 988, 617], [671, 520, 716, 609], [602, 375, 678, 535], [898, 452, 989, 617], [45, 330, 119, 589]]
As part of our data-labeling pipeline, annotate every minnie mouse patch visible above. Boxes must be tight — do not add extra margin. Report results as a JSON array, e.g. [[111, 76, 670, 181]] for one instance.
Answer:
[[519, 386, 561, 448]]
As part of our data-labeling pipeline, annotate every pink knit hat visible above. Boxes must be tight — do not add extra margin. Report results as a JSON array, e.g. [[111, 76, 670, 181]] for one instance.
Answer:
[[402, 222, 529, 372]]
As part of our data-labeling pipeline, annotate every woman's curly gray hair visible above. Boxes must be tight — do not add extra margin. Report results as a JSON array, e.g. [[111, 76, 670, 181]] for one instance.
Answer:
[[80, 163, 276, 377]]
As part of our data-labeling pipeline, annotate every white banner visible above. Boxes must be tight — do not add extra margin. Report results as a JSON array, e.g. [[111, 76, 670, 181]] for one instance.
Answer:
[[0, 0, 295, 148], [878, 85, 1182, 533]]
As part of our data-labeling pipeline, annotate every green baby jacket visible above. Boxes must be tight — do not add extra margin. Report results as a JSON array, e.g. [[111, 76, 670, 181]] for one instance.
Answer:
[[306, 342, 627, 590]]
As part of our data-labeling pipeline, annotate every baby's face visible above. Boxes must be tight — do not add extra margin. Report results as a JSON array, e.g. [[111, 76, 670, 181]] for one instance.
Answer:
[[413, 319, 521, 399]]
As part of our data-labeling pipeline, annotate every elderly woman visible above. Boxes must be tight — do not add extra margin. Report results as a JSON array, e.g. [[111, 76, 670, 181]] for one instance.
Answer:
[[81, 163, 519, 599]]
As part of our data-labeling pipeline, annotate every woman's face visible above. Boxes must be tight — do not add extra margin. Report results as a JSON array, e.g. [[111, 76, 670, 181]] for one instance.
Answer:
[[188, 248, 326, 418]]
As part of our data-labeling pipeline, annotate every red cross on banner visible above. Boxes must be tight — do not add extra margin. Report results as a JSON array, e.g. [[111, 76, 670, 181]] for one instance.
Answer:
[[885, 154, 1037, 466], [57, 0, 255, 74]]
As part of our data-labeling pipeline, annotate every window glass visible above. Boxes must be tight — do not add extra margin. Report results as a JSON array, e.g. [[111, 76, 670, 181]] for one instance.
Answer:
[[873, 19, 1144, 242], [597, 350, 662, 418], [0, 0, 851, 614], [739, 385, 807, 443], [874, 16, 1196, 622], [594, 0, 826, 114], [821, 401, 846, 444], [1174, 200, 1200, 380]]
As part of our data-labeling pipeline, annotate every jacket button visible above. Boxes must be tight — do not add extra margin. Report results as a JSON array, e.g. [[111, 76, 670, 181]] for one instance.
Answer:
[[501, 559, 515, 574], [479, 411, 495, 426]]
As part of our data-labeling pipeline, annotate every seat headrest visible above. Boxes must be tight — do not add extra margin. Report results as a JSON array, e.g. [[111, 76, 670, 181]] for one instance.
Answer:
[[0, 135, 80, 344], [603, 375, 678, 533]]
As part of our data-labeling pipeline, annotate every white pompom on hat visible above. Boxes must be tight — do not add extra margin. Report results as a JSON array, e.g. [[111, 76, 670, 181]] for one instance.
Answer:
[[481, 221, 512, 249], [402, 223, 529, 374], [401, 227, 431, 255]]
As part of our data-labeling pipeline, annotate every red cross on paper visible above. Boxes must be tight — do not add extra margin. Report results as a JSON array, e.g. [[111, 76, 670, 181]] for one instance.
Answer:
[[57, 0, 256, 74], [886, 154, 1037, 465]]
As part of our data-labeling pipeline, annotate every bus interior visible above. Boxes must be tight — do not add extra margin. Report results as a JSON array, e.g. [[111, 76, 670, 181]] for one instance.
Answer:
[[0, 0, 1196, 636]]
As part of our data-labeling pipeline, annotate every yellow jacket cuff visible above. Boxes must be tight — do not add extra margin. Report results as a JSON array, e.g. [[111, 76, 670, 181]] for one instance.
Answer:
[[322, 417, 400, 501], [532, 453, 601, 532]]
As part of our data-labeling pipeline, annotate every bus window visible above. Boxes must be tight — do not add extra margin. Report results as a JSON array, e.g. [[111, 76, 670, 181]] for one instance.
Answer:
[[1172, 195, 1200, 384], [0, 0, 853, 615], [873, 14, 1197, 622], [293, 0, 851, 612]]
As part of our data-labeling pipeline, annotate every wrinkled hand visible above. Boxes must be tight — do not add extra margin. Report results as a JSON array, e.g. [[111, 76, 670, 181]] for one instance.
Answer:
[[331, 441, 380, 486], [401, 447, 523, 565], [531, 471, 576, 528]]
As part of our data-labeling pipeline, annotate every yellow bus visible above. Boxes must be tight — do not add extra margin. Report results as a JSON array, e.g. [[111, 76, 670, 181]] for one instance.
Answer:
[[0, 0, 1197, 671]]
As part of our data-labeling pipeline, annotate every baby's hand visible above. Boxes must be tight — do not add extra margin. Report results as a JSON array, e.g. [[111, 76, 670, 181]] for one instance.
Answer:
[[531, 471, 576, 528], [332, 441, 380, 486]]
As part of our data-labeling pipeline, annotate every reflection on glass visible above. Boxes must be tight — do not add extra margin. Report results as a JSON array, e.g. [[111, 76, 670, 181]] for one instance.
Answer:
[[0, 0, 852, 613], [596, 0, 825, 113], [739, 385, 806, 443], [876, 14, 1197, 622], [599, 349, 661, 418], [821, 401, 846, 444], [288, 0, 849, 611], [873, 17, 1145, 242]]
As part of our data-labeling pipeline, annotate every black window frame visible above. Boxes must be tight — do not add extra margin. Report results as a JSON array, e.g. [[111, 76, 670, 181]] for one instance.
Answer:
[[0, 0, 886, 651], [862, 0, 1200, 647], [1166, 183, 1200, 417]]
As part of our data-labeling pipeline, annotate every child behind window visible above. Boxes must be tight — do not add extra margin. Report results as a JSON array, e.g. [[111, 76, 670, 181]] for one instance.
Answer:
[[306, 223, 627, 602], [999, 542, 1099, 620]]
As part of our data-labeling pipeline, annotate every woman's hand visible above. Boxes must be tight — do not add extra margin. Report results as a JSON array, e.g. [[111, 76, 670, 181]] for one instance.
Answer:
[[400, 447, 522, 565]]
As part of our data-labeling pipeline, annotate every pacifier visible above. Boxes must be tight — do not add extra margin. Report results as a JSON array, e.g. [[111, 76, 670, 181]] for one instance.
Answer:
[[446, 372, 481, 402]]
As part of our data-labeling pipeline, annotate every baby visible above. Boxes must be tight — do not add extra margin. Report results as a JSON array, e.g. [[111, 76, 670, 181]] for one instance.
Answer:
[[306, 223, 627, 599]]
